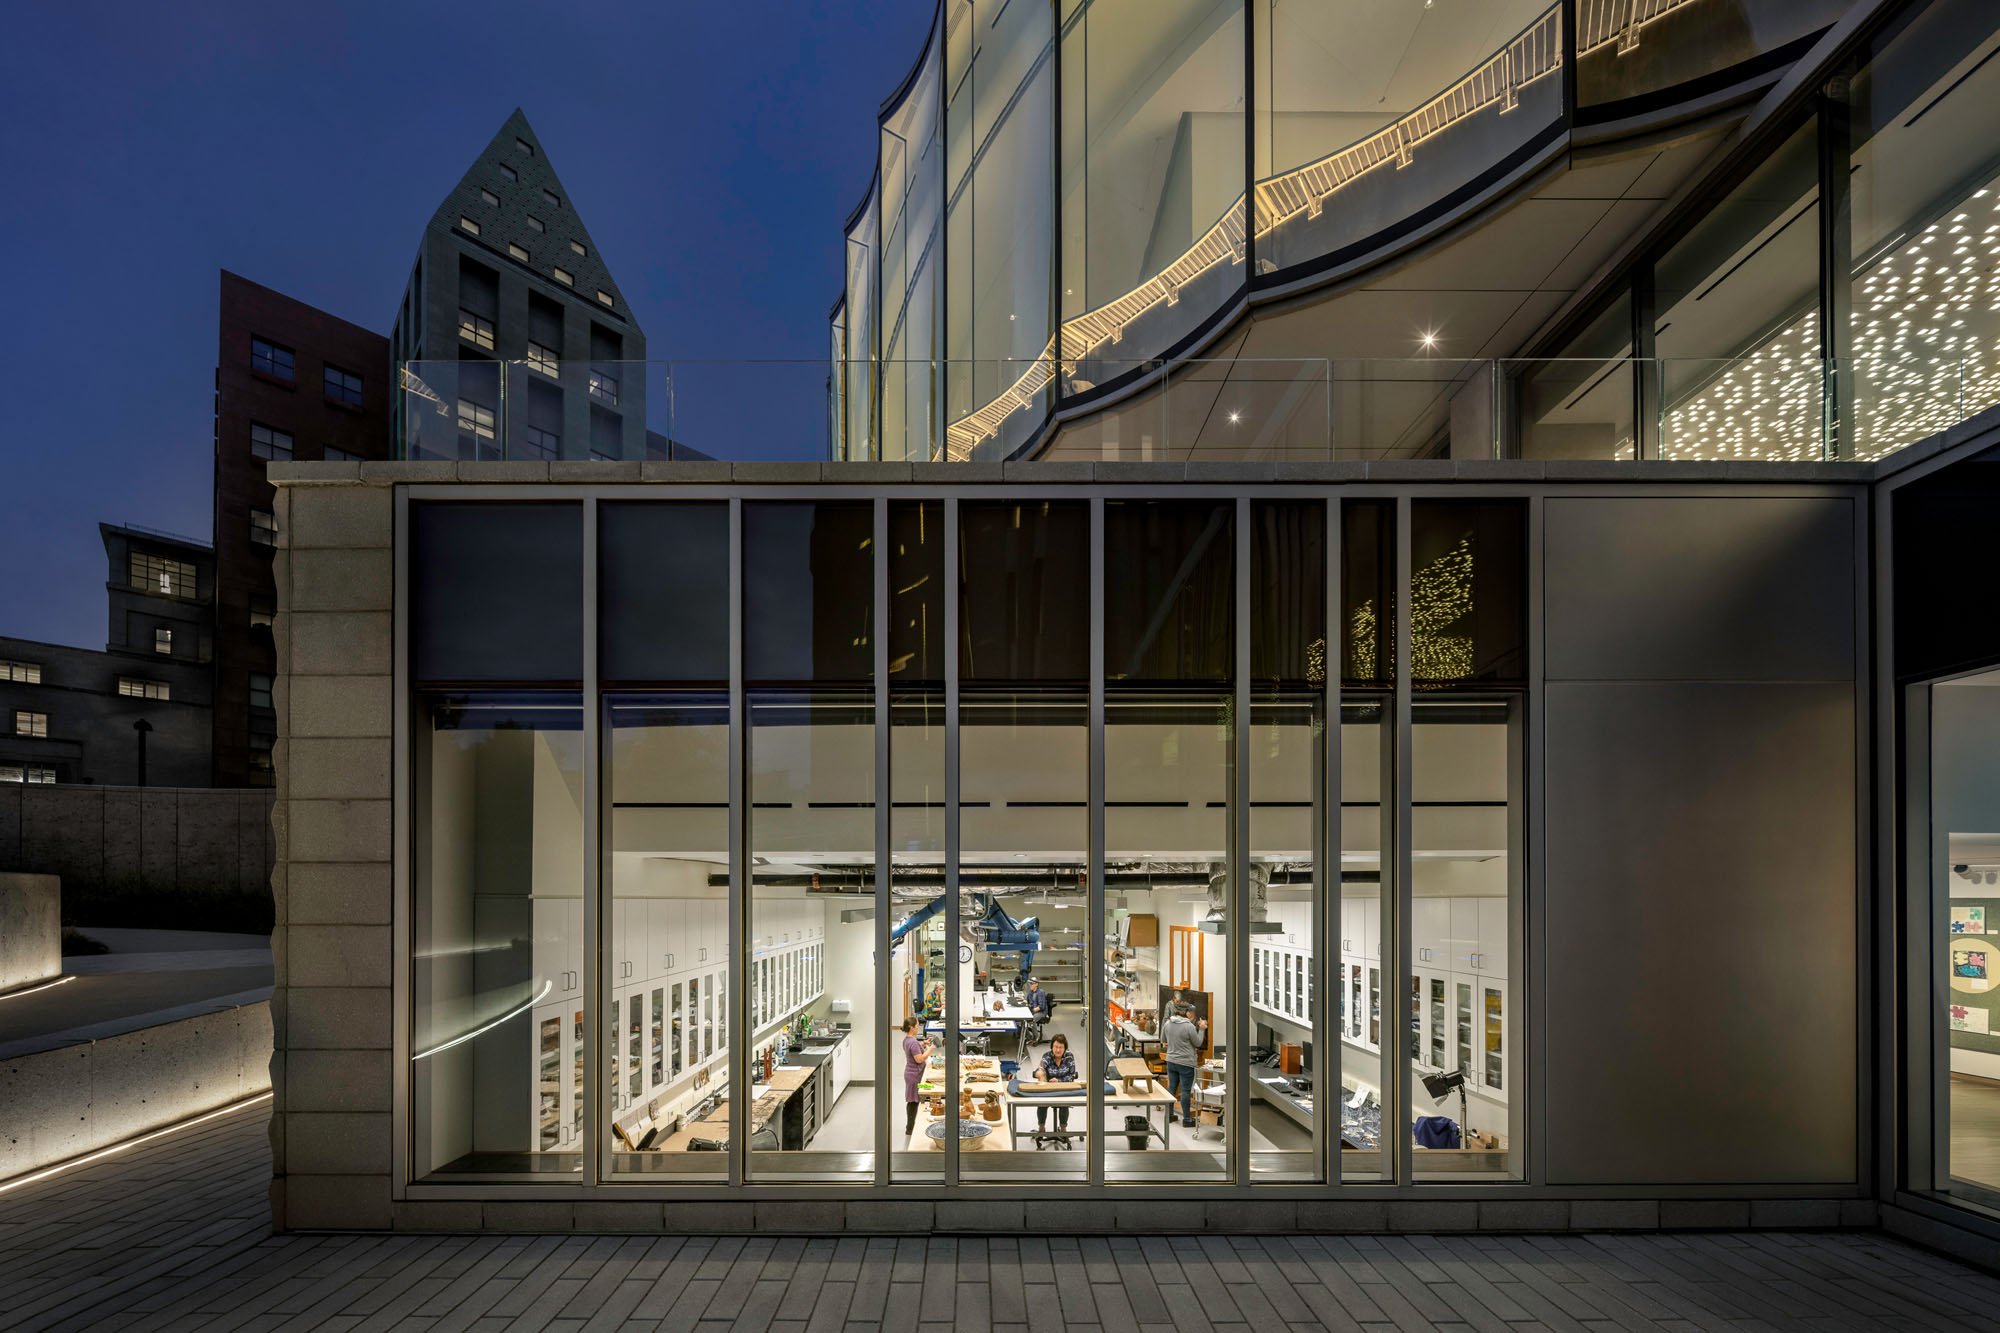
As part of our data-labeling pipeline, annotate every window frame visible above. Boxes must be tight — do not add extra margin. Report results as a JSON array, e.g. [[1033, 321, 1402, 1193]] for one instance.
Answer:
[[249, 337, 295, 380]]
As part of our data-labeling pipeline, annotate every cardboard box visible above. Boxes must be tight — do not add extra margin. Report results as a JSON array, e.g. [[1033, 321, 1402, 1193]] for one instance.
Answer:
[[1126, 913, 1159, 947]]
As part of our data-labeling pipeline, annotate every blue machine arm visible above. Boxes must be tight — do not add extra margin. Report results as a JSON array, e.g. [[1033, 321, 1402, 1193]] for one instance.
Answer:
[[890, 892, 1044, 982]]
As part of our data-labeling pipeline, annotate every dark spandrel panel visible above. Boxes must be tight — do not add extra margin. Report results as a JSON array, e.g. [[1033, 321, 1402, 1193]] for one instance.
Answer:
[[743, 502, 874, 684], [1410, 500, 1526, 688], [412, 502, 582, 682], [1341, 499, 1393, 689], [1895, 448, 2000, 682], [1251, 501, 1326, 686], [890, 501, 944, 683], [960, 500, 1090, 683], [1104, 500, 1233, 684], [599, 503, 729, 683]]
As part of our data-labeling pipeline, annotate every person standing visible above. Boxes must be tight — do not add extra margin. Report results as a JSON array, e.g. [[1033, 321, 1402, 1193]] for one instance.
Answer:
[[1032, 1033, 1078, 1137], [902, 1017, 934, 1138], [1160, 1001, 1208, 1128]]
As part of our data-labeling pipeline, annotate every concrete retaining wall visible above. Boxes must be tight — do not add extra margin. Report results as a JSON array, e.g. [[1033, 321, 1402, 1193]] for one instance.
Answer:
[[0, 997, 272, 1181], [0, 785, 274, 899], [0, 873, 59, 992]]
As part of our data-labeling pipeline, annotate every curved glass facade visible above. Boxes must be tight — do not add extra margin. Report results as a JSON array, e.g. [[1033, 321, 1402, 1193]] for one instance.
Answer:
[[833, 0, 1854, 463]]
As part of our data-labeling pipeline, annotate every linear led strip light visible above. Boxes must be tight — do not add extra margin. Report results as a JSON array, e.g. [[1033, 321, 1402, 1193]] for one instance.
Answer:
[[0, 974, 75, 1001], [0, 1090, 274, 1197], [941, 0, 1701, 458]]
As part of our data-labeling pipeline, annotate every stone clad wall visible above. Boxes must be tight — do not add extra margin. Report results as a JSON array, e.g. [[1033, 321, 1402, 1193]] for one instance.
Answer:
[[0, 784, 272, 898], [270, 474, 397, 1230], [0, 872, 59, 992]]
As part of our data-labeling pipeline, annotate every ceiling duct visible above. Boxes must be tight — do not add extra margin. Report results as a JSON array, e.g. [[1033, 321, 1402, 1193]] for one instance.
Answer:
[[1198, 862, 1280, 935]]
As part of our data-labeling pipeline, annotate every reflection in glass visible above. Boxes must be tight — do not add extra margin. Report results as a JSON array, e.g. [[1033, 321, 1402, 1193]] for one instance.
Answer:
[[605, 693, 728, 1179], [412, 693, 583, 1179], [747, 692, 876, 1182]]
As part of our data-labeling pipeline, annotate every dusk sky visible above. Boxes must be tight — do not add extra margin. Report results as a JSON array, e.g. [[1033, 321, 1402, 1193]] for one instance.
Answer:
[[0, 0, 925, 650]]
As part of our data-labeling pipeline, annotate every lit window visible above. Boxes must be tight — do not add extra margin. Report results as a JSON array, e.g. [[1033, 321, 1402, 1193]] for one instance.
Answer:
[[457, 398, 497, 443], [527, 215, 545, 233], [250, 337, 294, 380], [0, 765, 55, 784], [552, 266, 573, 286], [498, 163, 517, 183], [118, 677, 170, 701], [570, 240, 586, 257], [459, 215, 480, 236], [250, 509, 277, 547], [13, 711, 48, 738], [508, 242, 530, 262], [154, 627, 173, 655], [480, 188, 500, 206], [249, 673, 274, 711], [526, 342, 559, 377], [130, 552, 196, 598], [516, 137, 534, 157], [250, 422, 294, 460], [596, 290, 614, 307], [543, 188, 560, 209], [588, 368, 619, 406], [458, 310, 495, 350], [323, 365, 364, 407], [250, 606, 274, 630], [323, 446, 362, 462], [0, 660, 40, 684], [521, 425, 559, 459]]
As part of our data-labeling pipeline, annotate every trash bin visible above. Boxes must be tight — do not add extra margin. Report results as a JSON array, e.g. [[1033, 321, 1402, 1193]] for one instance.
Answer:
[[1125, 1115, 1151, 1151]]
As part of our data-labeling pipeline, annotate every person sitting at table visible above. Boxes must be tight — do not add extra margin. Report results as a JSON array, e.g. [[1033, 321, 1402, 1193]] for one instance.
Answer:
[[1032, 1032, 1077, 1137], [1024, 977, 1053, 1019], [1160, 1001, 1208, 1128], [901, 1017, 934, 1137]]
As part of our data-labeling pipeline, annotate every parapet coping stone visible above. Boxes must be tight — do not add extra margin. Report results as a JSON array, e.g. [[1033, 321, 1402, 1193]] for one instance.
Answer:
[[266, 457, 1889, 487]]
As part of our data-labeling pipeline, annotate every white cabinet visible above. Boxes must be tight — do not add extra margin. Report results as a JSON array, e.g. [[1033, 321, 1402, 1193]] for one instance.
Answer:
[[1413, 899, 1450, 966], [1361, 897, 1381, 961], [533, 898, 582, 1000], [649, 899, 685, 976], [611, 901, 646, 985], [1476, 897, 1508, 978]]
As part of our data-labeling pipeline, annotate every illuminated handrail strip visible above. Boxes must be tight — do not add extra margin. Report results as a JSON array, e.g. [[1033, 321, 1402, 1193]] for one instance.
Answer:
[[938, 0, 1711, 459]]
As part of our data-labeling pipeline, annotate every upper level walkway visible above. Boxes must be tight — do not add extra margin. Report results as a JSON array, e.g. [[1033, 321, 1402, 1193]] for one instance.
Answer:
[[4, 1099, 1999, 1332]]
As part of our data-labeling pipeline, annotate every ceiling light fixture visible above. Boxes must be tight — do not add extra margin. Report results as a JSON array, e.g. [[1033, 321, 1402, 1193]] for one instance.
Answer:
[[1419, 330, 1439, 351]]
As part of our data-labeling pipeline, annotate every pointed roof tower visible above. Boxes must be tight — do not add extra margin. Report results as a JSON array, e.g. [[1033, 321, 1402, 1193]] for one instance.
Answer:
[[420, 109, 639, 329]]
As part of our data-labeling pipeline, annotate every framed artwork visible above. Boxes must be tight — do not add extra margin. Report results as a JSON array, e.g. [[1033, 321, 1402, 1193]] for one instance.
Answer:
[[1954, 948, 1988, 980], [1952, 1004, 1991, 1035], [1952, 906, 1987, 935]]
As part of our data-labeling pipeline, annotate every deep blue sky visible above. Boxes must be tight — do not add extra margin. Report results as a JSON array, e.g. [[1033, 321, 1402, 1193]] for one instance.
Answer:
[[0, 0, 925, 650]]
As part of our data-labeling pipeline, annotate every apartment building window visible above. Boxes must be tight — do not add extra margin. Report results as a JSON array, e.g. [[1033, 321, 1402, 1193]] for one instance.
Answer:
[[508, 242, 530, 262], [498, 162, 517, 183], [250, 605, 274, 630], [458, 310, 495, 350], [543, 188, 561, 209], [154, 627, 173, 655], [459, 215, 480, 236], [521, 425, 559, 459], [526, 342, 559, 377], [516, 137, 534, 157], [527, 215, 545, 233], [0, 660, 40, 684], [323, 365, 364, 407], [552, 266, 574, 286], [14, 711, 47, 738], [480, 188, 500, 206], [130, 552, 196, 598], [250, 509, 277, 547], [596, 290, 614, 308], [118, 677, 170, 701], [570, 240, 586, 257], [0, 765, 55, 784], [250, 337, 294, 380], [250, 422, 294, 461], [588, 367, 620, 406], [249, 673, 274, 711], [324, 446, 362, 462], [457, 398, 497, 446]]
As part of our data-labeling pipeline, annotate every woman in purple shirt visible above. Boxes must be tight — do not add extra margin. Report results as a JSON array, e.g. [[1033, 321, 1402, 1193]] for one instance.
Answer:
[[902, 1017, 934, 1137]]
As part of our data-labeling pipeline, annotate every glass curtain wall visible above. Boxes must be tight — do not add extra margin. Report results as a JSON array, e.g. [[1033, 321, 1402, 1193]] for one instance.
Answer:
[[1247, 500, 1328, 1181], [880, 36, 944, 463], [944, 0, 1057, 463], [1339, 500, 1393, 1181], [1406, 500, 1525, 1183], [957, 500, 1091, 1182], [743, 503, 878, 1183], [846, 204, 879, 463]]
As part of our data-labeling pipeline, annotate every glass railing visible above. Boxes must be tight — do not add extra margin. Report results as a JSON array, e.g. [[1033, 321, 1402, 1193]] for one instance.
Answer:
[[398, 354, 1994, 466]]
